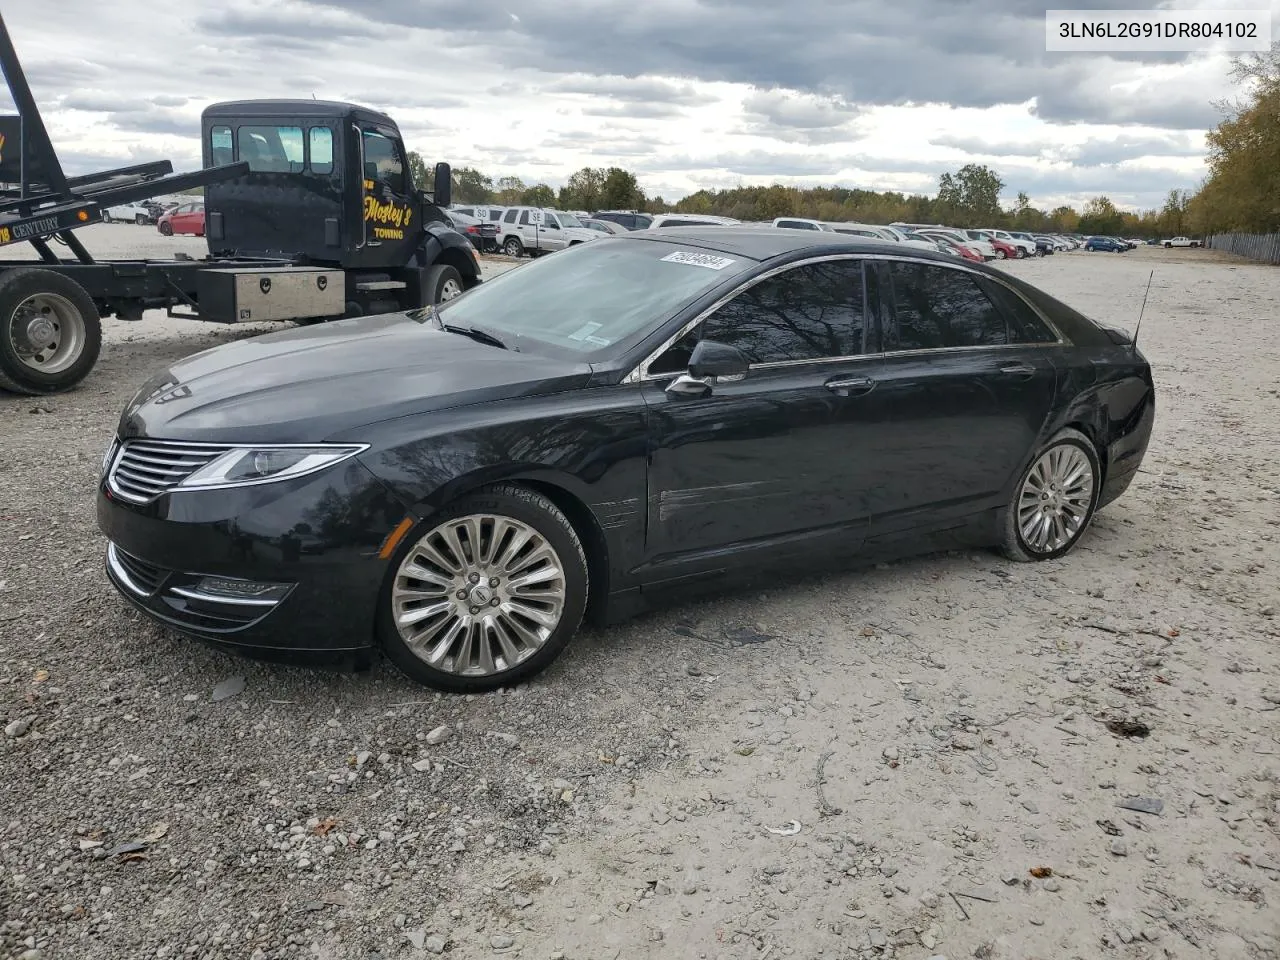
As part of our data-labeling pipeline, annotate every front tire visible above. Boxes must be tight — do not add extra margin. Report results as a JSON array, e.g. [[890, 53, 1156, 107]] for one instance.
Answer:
[[1000, 428, 1100, 562], [425, 264, 465, 305], [135, 214, 147, 225], [378, 484, 590, 693], [0, 268, 103, 395], [502, 236, 524, 258], [996, 249, 1007, 259], [159, 222, 173, 236]]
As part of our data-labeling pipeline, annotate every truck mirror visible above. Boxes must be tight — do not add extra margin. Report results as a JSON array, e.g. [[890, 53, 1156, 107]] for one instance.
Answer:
[[433, 162, 452, 207]]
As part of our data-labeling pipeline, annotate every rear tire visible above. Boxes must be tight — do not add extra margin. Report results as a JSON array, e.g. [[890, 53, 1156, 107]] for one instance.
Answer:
[[1000, 428, 1100, 562], [0, 268, 103, 395], [135, 214, 147, 225], [425, 264, 465, 305], [378, 483, 590, 693], [103, 213, 114, 224], [502, 236, 524, 258]]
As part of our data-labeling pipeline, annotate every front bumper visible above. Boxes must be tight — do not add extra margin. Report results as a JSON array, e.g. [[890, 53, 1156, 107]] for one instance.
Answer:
[[97, 458, 410, 653]]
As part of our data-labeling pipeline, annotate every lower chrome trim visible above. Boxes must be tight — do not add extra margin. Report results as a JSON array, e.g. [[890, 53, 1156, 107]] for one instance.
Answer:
[[168, 585, 281, 608], [106, 542, 155, 598]]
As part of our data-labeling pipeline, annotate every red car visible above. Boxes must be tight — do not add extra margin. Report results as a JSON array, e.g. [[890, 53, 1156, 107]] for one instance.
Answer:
[[987, 237, 1019, 259], [936, 237, 985, 263], [157, 202, 205, 237]]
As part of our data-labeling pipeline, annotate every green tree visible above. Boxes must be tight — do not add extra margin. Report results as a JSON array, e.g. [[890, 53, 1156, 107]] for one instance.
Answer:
[[952, 164, 1004, 223], [406, 151, 430, 191], [494, 176, 527, 205], [599, 167, 645, 210], [1079, 195, 1124, 235], [522, 183, 556, 207], [453, 167, 494, 203], [560, 167, 606, 210]]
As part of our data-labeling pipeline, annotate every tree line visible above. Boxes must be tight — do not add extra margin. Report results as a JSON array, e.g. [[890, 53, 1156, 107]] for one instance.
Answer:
[[412, 43, 1276, 239]]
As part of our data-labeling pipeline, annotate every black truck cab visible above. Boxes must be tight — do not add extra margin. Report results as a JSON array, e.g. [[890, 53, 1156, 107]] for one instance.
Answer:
[[201, 100, 477, 313]]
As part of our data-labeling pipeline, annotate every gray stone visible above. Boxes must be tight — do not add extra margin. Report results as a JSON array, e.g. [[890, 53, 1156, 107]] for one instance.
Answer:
[[491, 934, 515, 949], [426, 725, 452, 745], [4, 717, 33, 738], [211, 676, 246, 702], [1110, 839, 1128, 857], [424, 936, 446, 954]]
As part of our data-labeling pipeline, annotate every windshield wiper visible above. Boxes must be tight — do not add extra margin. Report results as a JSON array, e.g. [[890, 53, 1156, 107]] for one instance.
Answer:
[[440, 321, 510, 350]]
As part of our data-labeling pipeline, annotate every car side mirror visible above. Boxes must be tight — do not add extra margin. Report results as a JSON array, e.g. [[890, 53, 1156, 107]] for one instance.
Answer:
[[688, 339, 748, 380], [433, 162, 452, 208]]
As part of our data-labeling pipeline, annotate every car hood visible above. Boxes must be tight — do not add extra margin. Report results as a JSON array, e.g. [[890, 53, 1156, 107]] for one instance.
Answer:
[[563, 228, 599, 242], [117, 312, 594, 444]]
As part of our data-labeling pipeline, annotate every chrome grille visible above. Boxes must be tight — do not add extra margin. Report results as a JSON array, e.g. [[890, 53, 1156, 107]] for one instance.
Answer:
[[107, 439, 233, 503]]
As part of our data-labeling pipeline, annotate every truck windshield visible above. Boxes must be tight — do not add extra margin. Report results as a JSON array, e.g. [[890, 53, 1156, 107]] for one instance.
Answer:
[[557, 213, 585, 228], [431, 239, 752, 359]]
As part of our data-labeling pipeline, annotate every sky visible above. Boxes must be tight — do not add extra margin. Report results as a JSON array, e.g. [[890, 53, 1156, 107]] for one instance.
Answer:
[[1, 0, 1274, 211]]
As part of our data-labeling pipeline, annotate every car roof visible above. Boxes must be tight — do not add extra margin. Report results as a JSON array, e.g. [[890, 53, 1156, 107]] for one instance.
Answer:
[[616, 226, 931, 263]]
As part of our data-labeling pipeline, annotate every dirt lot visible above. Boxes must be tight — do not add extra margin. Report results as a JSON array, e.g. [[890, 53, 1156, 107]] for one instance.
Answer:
[[1, 234, 1278, 960]]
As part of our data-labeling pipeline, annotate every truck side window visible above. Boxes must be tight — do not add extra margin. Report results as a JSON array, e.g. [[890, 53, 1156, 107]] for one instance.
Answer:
[[209, 126, 233, 166], [503, 210, 518, 224], [308, 127, 334, 175], [237, 125, 304, 173], [361, 129, 404, 194], [519, 211, 531, 225]]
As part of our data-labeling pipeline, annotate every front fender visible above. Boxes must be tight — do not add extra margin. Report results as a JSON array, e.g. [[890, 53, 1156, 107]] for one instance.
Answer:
[[354, 385, 651, 588]]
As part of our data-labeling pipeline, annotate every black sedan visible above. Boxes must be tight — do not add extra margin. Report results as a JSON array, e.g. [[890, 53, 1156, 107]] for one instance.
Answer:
[[97, 229, 1155, 692]]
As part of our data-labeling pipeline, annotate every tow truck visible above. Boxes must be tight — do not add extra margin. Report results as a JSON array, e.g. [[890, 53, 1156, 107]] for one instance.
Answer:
[[0, 12, 481, 395]]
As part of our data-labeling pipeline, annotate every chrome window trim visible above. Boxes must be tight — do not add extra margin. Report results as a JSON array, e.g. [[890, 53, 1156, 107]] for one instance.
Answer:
[[622, 253, 1067, 384]]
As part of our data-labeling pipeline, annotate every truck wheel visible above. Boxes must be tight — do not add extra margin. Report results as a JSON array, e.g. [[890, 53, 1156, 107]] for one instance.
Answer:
[[425, 264, 465, 304], [159, 222, 173, 236], [0, 269, 103, 395], [103, 213, 114, 224], [135, 214, 147, 225], [502, 236, 524, 258]]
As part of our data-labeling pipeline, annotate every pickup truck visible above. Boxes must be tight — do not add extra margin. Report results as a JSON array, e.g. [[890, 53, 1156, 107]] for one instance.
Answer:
[[1163, 236, 1202, 248]]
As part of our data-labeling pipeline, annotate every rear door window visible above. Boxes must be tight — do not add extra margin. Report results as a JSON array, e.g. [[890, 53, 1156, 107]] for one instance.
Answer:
[[977, 278, 1060, 344], [519, 211, 531, 226], [209, 125, 233, 166], [883, 263, 1007, 351], [308, 127, 334, 175]]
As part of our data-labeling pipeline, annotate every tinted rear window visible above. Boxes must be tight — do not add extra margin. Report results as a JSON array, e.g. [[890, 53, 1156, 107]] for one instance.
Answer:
[[997, 274, 1109, 345]]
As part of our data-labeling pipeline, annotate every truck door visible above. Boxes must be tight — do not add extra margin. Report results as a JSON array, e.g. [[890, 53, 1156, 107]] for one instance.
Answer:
[[356, 124, 418, 267]]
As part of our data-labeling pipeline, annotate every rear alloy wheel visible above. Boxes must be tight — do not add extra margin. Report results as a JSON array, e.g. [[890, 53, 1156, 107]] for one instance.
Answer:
[[0, 268, 102, 395], [379, 484, 589, 693], [1000, 428, 1100, 562], [502, 236, 524, 258]]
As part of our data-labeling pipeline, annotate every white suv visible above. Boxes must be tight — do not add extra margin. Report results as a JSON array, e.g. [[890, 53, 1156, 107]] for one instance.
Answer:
[[497, 208, 600, 257]]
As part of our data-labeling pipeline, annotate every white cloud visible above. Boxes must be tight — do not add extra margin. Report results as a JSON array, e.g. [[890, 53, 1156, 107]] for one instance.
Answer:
[[0, 0, 1245, 210]]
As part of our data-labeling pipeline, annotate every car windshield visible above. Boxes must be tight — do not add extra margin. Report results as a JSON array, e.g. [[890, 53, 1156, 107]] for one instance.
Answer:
[[558, 213, 584, 228], [433, 239, 752, 359]]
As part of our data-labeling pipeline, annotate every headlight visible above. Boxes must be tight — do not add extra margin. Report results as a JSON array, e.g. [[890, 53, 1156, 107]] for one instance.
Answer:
[[101, 438, 119, 477], [177, 444, 368, 490]]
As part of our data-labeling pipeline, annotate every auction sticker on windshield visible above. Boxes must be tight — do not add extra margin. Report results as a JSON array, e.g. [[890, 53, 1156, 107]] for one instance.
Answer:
[[660, 251, 737, 270]]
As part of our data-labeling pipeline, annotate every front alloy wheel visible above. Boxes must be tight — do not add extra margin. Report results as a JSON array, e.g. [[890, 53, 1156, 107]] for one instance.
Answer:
[[1001, 428, 1100, 562], [379, 484, 589, 692]]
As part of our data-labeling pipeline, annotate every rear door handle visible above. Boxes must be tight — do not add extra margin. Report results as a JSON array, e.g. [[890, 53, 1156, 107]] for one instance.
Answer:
[[825, 375, 876, 396], [999, 361, 1036, 380]]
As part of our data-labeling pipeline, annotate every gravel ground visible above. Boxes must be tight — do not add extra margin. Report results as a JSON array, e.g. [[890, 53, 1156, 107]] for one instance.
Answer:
[[1, 232, 1278, 960]]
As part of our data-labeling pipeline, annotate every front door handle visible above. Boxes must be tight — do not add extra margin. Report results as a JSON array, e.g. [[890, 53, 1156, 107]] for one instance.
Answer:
[[999, 361, 1036, 380], [825, 375, 876, 397]]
